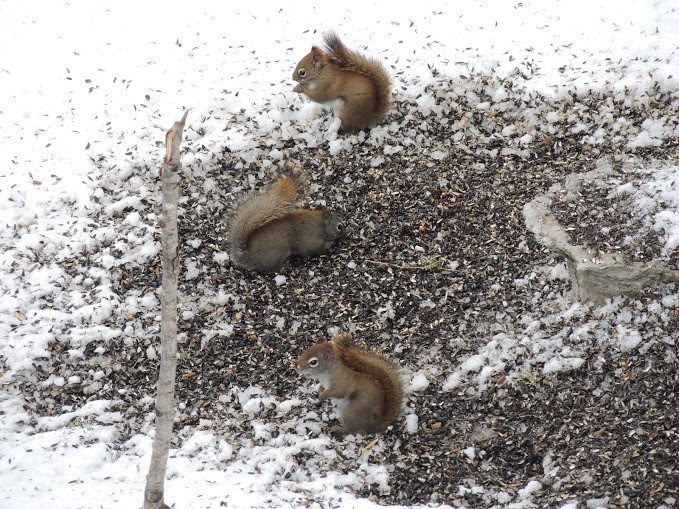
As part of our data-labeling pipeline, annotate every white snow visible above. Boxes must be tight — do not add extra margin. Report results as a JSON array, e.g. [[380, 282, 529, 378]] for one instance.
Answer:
[[404, 414, 419, 434], [1, 0, 679, 507], [409, 371, 430, 392]]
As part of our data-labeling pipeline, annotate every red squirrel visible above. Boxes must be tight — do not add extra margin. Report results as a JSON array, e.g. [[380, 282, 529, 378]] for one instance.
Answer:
[[298, 332, 403, 434], [293, 31, 391, 132], [228, 176, 343, 272]]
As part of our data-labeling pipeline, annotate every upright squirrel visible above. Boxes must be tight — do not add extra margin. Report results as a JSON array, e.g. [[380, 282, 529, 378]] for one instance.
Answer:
[[228, 176, 344, 272], [292, 31, 391, 132], [297, 332, 404, 434]]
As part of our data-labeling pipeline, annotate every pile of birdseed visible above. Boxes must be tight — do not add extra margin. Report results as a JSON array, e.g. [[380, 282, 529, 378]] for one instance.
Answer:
[[10, 70, 679, 507]]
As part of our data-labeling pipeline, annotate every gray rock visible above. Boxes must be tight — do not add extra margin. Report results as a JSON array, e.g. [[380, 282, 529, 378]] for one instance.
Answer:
[[523, 157, 679, 304]]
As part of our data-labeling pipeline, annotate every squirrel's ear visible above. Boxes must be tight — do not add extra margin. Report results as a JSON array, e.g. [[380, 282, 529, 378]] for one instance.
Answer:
[[311, 46, 326, 65], [318, 340, 333, 357]]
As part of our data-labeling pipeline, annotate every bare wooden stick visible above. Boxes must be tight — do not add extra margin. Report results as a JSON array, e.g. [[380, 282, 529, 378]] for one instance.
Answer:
[[144, 111, 188, 509]]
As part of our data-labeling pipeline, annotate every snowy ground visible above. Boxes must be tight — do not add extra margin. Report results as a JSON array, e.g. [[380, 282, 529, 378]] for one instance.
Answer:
[[1, 1, 678, 508]]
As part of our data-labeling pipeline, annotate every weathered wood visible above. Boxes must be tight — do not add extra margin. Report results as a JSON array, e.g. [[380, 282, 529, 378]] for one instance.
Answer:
[[143, 111, 188, 509], [523, 157, 679, 304]]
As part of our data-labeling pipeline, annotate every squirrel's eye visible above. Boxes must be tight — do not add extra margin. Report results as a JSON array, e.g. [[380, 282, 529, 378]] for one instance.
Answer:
[[308, 357, 318, 368], [336, 223, 343, 231], [298, 69, 306, 78]]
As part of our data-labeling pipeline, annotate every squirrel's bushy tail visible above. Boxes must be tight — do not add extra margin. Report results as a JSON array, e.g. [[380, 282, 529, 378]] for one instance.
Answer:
[[322, 31, 391, 123], [229, 176, 299, 252], [334, 332, 404, 424]]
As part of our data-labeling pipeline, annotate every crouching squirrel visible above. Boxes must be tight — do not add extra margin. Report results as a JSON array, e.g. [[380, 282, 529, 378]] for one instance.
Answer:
[[292, 31, 391, 132], [297, 332, 403, 434], [228, 176, 343, 272]]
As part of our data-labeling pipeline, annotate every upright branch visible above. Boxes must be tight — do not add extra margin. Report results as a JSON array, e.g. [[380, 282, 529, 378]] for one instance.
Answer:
[[143, 110, 188, 509]]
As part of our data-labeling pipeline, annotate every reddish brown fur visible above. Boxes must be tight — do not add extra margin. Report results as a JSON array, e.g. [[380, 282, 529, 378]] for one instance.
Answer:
[[292, 31, 390, 132], [297, 333, 403, 434], [229, 176, 343, 272]]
